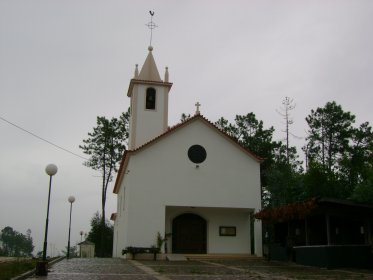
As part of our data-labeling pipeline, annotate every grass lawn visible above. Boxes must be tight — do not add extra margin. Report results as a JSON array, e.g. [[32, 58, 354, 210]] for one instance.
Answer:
[[0, 259, 36, 280]]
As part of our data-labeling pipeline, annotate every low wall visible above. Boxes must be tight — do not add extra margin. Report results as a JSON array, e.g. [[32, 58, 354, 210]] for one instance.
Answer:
[[293, 245, 373, 269], [268, 243, 288, 261]]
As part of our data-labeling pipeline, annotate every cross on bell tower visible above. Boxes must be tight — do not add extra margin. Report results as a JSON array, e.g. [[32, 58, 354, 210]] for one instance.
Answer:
[[146, 11, 157, 47]]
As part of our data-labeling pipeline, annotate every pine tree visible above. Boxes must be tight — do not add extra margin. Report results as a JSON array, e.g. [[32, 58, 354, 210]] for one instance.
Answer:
[[79, 109, 129, 257]]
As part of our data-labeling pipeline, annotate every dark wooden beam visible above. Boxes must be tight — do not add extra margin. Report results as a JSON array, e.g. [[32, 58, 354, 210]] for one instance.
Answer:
[[326, 214, 331, 245]]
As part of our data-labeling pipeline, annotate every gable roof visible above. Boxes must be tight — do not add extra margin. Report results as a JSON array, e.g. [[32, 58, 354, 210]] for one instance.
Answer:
[[113, 114, 264, 194], [138, 48, 162, 82], [127, 47, 173, 97]]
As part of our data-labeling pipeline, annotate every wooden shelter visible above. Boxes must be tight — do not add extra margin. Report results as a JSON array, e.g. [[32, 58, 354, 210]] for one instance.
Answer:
[[255, 198, 373, 268]]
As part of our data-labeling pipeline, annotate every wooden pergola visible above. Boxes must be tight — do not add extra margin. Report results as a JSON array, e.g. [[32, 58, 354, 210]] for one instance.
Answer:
[[256, 197, 373, 247], [255, 198, 373, 268]]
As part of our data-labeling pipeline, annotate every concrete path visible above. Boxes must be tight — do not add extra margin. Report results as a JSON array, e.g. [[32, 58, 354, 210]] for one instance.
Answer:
[[27, 258, 162, 280], [25, 258, 269, 279], [26, 257, 373, 279]]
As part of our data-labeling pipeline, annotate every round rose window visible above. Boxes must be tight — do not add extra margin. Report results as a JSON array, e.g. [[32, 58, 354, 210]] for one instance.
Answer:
[[188, 145, 207, 164]]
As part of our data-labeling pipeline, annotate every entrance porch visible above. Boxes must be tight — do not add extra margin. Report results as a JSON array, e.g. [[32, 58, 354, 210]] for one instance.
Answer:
[[165, 206, 262, 256]]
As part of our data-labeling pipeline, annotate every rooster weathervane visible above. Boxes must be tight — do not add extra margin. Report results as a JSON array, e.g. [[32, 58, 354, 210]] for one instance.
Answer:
[[146, 11, 157, 47]]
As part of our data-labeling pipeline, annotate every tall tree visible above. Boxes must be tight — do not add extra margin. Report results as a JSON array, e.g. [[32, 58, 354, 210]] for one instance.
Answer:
[[304, 101, 355, 173], [351, 168, 373, 204], [303, 101, 372, 199], [61, 245, 79, 258], [276, 97, 297, 164], [267, 144, 304, 207], [0, 227, 34, 257], [268, 97, 306, 206], [79, 109, 129, 256], [341, 122, 373, 189], [86, 212, 113, 257]]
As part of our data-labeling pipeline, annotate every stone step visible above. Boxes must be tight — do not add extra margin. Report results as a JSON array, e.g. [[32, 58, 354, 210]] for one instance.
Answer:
[[166, 254, 188, 261], [184, 254, 262, 261]]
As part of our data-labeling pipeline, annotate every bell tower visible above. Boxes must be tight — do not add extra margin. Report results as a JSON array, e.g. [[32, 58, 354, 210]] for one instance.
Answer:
[[127, 46, 173, 150]]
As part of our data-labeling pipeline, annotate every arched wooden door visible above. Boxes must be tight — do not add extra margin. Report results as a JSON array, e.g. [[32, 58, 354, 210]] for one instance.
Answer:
[[172, 213, 207, 253]]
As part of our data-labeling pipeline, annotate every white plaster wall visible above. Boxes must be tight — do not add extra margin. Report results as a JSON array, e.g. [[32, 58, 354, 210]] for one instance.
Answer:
[[113, 183, 129, 257], [113, 218, 118, 256], [115, 119, 262, 256], [254, 218, 263, 256]]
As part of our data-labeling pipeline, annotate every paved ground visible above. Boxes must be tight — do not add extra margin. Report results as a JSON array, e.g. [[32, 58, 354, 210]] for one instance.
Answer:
[[28, 258, 158, 280], [27, 257, 373, 280]]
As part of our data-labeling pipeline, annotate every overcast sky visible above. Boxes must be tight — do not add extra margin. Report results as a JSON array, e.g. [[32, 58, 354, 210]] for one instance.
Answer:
[[1, 0, 372, 256]]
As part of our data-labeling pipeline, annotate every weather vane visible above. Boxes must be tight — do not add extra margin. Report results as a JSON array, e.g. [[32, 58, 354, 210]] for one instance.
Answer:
[[146, 11, 158, 47]]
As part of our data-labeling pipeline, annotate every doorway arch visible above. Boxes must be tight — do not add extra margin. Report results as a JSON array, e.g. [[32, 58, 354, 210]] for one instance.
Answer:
[[172, 213, 207, 253]]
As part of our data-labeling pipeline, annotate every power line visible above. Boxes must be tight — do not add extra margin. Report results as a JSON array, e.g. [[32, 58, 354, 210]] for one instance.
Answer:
[[0, 115, 88, 161]]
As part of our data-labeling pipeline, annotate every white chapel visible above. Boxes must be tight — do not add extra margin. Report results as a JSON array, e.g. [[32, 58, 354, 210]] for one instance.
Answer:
[[112, 45, 263, 257]]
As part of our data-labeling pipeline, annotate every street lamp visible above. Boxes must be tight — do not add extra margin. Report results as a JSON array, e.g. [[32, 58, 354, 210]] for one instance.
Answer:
[[43, 164, 57, 260], [67, 195, 75, 259], [36, 163, 57, 276], [79, 231, 84, 257]]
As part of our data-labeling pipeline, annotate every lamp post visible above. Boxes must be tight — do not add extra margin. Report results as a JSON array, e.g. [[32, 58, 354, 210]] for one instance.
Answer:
[[67, 196, 75, 259], [79, 230, 84, 257], [43, 164, 58, 260], [36, 164, 57, 276]]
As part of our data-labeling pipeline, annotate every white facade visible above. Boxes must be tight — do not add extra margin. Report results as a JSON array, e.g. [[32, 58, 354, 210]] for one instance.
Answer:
[[113, 118, 263, 257], [112, 47, 263, 258]]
